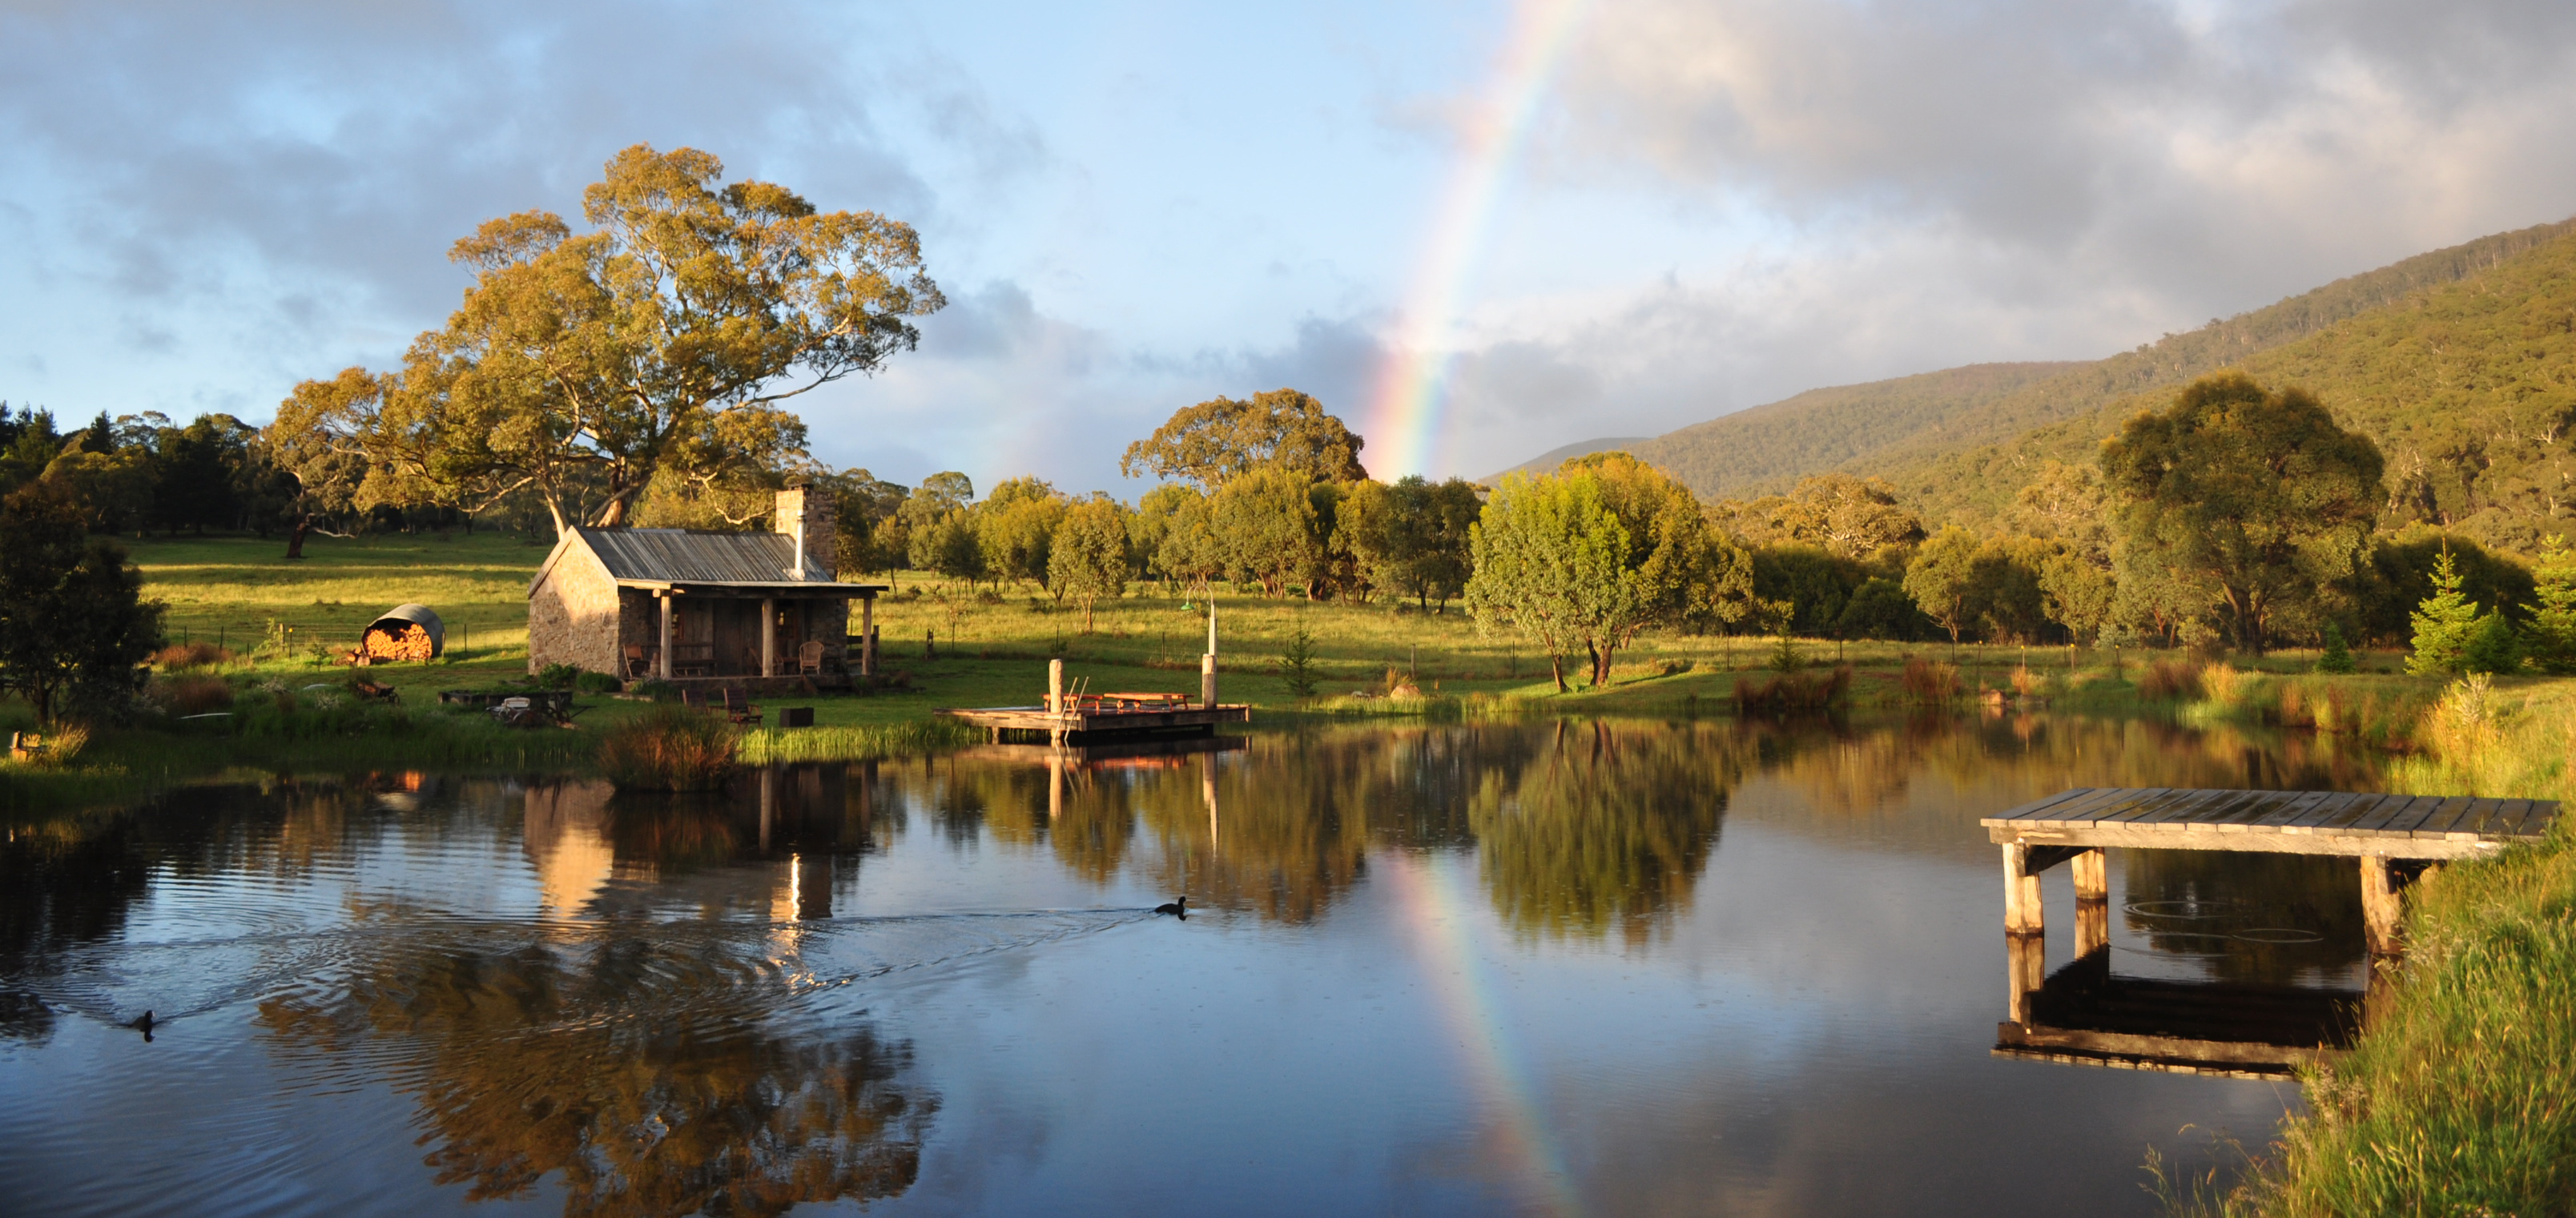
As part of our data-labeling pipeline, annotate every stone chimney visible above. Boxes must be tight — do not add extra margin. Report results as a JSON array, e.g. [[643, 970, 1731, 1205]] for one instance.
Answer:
[[775, 486, 836, 579]]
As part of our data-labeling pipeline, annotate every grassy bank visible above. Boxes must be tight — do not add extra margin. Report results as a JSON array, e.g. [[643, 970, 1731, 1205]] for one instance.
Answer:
[[2171, 679, 2576, 1216]]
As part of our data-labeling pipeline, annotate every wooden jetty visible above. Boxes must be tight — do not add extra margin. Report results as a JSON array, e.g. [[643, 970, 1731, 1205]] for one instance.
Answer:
[[1982, 787, 2560, 955], [936, 658, 1248, 746]]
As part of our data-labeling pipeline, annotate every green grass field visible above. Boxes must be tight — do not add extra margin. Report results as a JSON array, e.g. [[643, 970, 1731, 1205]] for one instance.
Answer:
[[104, 530, 2441, 726]]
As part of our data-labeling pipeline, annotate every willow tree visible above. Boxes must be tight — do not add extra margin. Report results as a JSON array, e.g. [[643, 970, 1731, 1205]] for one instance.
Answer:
[[273, 144, 944, 537], [2100, 373, 2384, 652]]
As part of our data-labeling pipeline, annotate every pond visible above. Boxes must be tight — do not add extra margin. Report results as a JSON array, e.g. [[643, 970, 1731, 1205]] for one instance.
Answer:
[[0, 714, 2395, 1216]]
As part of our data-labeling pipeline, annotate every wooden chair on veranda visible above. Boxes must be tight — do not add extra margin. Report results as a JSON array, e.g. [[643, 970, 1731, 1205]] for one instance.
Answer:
[[796, 640, 825, 677], [623, 644, 653, 679], [722, 687, 763, 726]]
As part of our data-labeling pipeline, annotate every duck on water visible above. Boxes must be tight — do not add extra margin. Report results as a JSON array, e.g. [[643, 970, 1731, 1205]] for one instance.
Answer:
[[1154, 897, 1188, 919]]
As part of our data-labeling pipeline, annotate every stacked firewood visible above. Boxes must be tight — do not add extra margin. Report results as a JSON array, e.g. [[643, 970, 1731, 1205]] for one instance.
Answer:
[[363, 624, 435, 662]]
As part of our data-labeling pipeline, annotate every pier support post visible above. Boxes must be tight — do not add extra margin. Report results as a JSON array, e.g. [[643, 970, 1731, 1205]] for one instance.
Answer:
[[2006, 932, 2046, 1024], [1049, 658, 1064, 714], [2362, 854, 2404, 955], [1048, 754, 1063, 820], [2002, 842, 2045, 937], [2071, 848, 2109, 959]]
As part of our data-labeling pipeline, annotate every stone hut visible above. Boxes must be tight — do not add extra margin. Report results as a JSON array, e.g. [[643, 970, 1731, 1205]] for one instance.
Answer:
[[526, 488, 886, 683]]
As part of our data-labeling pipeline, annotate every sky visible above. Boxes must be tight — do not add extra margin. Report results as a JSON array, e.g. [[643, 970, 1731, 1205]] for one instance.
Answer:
[[2, 0, 2574, 496]]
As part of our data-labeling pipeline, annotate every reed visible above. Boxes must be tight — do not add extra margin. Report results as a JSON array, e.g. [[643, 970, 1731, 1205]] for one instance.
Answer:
[[596, 704, 740, 791]]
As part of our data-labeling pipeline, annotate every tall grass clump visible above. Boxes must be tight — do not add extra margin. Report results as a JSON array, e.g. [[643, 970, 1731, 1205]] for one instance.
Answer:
[[597, 704, 739, 791], [737, 717, 984, 764], [2137, 659, 2204, 701], [152, 641, 233, 669], [1900, 657, 1960, 704], [1733, 665, 1850, 714]]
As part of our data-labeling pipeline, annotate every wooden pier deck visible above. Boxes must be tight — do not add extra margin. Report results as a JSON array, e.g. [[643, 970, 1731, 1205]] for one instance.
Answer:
[[934, 701, 1250, 745], [1982, 787, 2562, 955]]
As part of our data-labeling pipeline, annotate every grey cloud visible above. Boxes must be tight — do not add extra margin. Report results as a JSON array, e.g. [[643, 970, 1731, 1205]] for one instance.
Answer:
[[0, 0, 1035, 374], [1555, 0, 2576, 309]]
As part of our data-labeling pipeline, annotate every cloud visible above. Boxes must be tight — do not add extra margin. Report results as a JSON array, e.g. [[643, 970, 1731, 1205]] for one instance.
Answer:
[[0, 0, 1040, 411], [1403, 0, 2576, 472]]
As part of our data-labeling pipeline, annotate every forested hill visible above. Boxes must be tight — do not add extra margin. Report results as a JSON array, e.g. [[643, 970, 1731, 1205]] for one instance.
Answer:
[[1504, 215, 2576, 510], [1618, 361, 2073, 496], [1890, 219, 2576, 553]]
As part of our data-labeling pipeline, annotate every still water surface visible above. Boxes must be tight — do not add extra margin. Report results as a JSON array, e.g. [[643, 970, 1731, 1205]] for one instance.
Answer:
[[1, 716, 2391, 1216]]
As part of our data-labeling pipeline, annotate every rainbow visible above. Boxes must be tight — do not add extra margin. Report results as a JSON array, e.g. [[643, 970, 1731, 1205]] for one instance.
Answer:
[[1364, 0, 1592, 479], [1383, 849, 1584, 1216]]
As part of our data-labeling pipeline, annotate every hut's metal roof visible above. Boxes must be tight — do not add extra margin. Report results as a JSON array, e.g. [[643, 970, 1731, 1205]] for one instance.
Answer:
[[564, 527, 880, 592]]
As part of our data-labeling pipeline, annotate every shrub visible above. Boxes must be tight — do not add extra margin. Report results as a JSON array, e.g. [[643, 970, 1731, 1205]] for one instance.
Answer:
[[597, 704, 739, 791], [2008, 665, 2043, 697], [2199, 661, 2248, 706], [574, 670, 622, 694], [2136, 660, 2204, 701], [1900, 657, 1960, 703], [533, 662, 582, 689], [630, 679, 678, 701]]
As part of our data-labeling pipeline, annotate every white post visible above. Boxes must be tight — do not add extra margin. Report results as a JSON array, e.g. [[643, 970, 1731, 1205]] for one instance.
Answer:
[[762, 596, 777, 677], [658, 593, 674, 681], [1049, 657, 1064, 714]]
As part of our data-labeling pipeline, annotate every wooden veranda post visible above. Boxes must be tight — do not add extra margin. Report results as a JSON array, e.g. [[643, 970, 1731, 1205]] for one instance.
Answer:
[[762, 596, 778, 677], [657, 593, 674, 681], [861, 595, 876, 678]]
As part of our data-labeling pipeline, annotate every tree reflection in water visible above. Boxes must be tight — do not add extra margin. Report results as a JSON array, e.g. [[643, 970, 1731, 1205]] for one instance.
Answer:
[[1468, 720, 1735, 943], [257, 931, 933, 1217]]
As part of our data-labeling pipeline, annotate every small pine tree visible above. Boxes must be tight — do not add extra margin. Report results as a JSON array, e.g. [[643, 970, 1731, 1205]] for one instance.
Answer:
[[1274, 623, 1319, 699], [2315, 621, 2357, 673], [2528, 534, 2576, 675], [1769, 633, 1806, 673], [2405, 550, 2481, 676], [2462, 612, 2523, 675]]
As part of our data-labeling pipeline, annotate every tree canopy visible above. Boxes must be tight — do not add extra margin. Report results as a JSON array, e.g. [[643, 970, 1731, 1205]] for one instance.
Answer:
[[274, 144, 943, 537], [1118, 388, 1366, 488], [2099, 373, 2385, 652]]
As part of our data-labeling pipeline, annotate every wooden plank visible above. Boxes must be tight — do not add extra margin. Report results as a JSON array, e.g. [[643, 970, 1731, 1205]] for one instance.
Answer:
[[2027, 787, 2140, 826], [1982, 821, 2501, 859], [2101, 788, 2212, 826], [2311, 792, 2405, 834], [1986, 788, 2098, 826], [2165, 789, 2268, 832], [2071, 788, 2172, 826], [2450, 798, 2520, 838], [2278, 791, 2365, 830], [2251, 790, 2338, 830], [2357, 795, 2445, 837], [2408, 796, 2483, 840], [2022, 787, 2146, 828], [2198, 790, 2296, 831], [2495, 798, 2558, 838]]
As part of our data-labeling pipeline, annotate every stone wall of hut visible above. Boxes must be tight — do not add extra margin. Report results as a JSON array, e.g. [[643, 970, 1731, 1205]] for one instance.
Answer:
[[526, 542, 623, 677]]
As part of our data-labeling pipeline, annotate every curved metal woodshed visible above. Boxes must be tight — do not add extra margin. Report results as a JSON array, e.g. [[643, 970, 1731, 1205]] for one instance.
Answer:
[[363, 603, 445, 660]]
